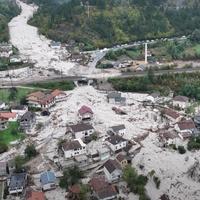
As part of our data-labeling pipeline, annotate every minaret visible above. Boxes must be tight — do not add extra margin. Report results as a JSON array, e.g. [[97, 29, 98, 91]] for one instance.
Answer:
[[145, 43, 148, 64]]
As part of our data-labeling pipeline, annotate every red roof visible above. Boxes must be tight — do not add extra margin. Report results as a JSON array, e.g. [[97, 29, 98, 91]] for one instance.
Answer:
[[26, 191, 45, 200], [177, 120, 196, 130], [69, 184, 81, 194], [0, 112, 16, 120], [51, 89, 66, 97], [78, 105, 93, 115], [163, 108, 180, 119]]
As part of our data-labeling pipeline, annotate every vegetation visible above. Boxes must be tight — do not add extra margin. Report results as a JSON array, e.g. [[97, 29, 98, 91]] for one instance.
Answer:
[[0, 88, 35, 103], [188, 136, 200, 151], [178, 146, 186, 154], [109, 71, 200, 100], [123, 165, 149, 200], [24, 144, 38, 159], [59, 166, 84, 189], [0, 0, 20, 42], [153, 176, 161, 189], [0, 122, 24, 145], [26, 80, 75, 90]]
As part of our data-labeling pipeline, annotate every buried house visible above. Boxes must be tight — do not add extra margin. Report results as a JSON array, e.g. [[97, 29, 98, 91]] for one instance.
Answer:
[[78, 105, 94, 121]]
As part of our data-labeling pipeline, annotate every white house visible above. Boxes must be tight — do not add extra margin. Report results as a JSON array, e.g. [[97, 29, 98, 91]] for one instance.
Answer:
[[51, 89, 67, 103], [173, 96, 189, 109], [103, 159, 122, 183], [8, 173, 27, 194], [10, 55, 22, 64], [62, 139, 86, 159], [11, 105, 28, 117], [98, 146, 110, 161], [68, 123, 95, 139], [109, 124, 126, 137], [50, 41, 61, 49], [106, 135, 127, 152]]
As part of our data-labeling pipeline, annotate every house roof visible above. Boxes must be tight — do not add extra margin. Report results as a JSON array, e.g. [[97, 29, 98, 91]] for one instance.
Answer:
[[107, 92, 121, 99], [78, 106, 93, 115], [51, 89, 66, 97], [26, 190, 45, 200], [107, 135, 127, 145], [0, 112, 16, 120], [104, 159, 122, 174], [11, 105, 27, 110], [27, 92, 54, 105], [116, 154, 126, 162], [69, 184, 81, 194], [89, 176, 117, 199], [28, 91, 45, 99], [150, 92, 160, 98], [62, 140, 83, 151], [177, 120, 196, 130], [163, 108, 180, 119], [40, 171, 56, 186], [9, 173, 27, 190], [69, 123, 94, 133], [21, 111, 35, 121], [173, 95, 189, 102], [110, 124, 125, 133]]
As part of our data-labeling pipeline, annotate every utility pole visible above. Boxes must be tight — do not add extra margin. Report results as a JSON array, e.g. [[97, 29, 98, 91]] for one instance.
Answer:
[[86, 1, 90, 19], [145, 43, 148, 64]]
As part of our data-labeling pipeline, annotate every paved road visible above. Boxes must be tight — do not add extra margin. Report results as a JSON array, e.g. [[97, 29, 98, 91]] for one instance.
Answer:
[[1, 67, 200, 87]]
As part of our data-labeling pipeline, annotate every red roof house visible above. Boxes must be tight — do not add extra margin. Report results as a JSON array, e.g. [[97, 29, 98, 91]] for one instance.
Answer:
[[78, 106, 93, 120]]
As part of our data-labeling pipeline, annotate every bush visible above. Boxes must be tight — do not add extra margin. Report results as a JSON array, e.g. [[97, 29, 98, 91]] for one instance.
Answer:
[[178, 146, 186, 154], [153, 176, 161, 189], [24, 144, 38, 159], [187, 136, 200, 150], [0, 142, 8, 154]]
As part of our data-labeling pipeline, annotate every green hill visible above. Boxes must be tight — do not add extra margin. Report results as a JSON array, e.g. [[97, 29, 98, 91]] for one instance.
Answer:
[[0, 0, 21, 42], [28, 0, 200, 50]]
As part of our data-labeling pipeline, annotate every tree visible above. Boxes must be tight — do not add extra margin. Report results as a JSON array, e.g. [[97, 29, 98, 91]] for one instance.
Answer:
[[0, 142, 8, 154], [14, 155, 26, 172], [59, 166, 84, 189], [178, 145, 186, 154], [190, 29, 200, 42], [24, 144, 38, 159], [8, 87, 18, 101]]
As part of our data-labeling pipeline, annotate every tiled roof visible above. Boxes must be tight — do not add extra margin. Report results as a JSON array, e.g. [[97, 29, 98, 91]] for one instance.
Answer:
[[69, 123, 94, 133], [107, 135, 127, 145], [51, 89, 66, 97], [40, 171, 56, 185], [0, 112, 16, 119], [163, 108, 180, 119], [9, 173, 27, 190], [26, 191, 45, 200], [78, 105, 93, 115], [104, 159, 121, 174], [177, 120, 196, 130], [62, 140, 82, 151], [173, 95, 189, 102], [110, 124, 125, 133]]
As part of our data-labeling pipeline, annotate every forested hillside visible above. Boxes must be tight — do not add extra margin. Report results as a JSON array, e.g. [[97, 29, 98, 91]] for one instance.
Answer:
[[28, 0, 200, 50], [0, 0, 20, 42]]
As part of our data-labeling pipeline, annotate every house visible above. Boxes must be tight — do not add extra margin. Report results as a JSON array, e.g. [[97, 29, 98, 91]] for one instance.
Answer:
[[0, 162, 8, 180], [27, 91, 55, 108], [40, 171, 56, 191], [11, 105, 28, 117], [26, 190, 46, 200], [50, 41, 61, 49], [0, 112, 17, 121], [107, 92, 126, 105], [51, 89, 67, 103], [20, 111, 36, 131], [116, 154, 131, 168], [175, 119, 196, 139], [106, 135, 128, 152], [173, 96, 189, 109], [62, 139, 86, 159], [89, 176, 117, 200], [108, 124, 126, 137], [98, 146, 110, 161], [68, 123, 95, 139], [8, 173, 27, 194], [162, 108, 182, 123], [78, 105, 93, 121], [103, 159, 122, 183]]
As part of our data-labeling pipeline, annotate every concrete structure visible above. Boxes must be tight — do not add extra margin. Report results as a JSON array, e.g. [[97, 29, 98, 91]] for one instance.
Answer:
[[107, 92, 126, 105], [103, 159, 122, 183], [11, 105, 28, 117], [62, 139, 86, 159], [40, 171, 56, 191]]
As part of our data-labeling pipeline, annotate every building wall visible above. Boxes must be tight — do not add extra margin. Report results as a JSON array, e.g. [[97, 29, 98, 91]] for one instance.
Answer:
[[42, 183, 56, 191], [104, 167, 122, 183], [109, 141, 127, 152], [63, 147, 86, 159], [74, 129, 95, 139]]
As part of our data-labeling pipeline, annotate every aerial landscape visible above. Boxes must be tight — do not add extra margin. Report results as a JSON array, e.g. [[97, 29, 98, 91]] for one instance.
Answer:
[[1, 0, 200, 200]]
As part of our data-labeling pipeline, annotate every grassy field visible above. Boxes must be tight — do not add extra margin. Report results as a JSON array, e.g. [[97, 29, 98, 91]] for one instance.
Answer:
[[26, 80, 75, 91], [0, 122, 24, 145], [0, 88, 35, 103]]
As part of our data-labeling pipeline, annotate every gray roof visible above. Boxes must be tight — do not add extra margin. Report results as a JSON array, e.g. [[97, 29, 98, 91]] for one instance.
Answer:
[[20, 111, 35, 121], [69, 123, 94, 133], [173, 95, 189, 102], [107, 135, 127, 145], [104, 159, 121, 173], [9, 173, 27, 190], [11, 105, 26, 110], [110, 124, 125, 133], [40, 171, 56, 185], [62, 140, 82, 151], [107, 92, 121, 99]]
